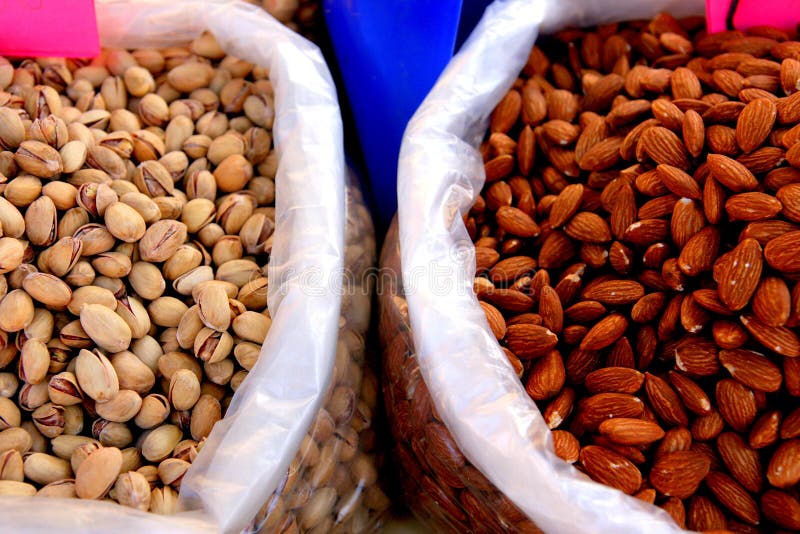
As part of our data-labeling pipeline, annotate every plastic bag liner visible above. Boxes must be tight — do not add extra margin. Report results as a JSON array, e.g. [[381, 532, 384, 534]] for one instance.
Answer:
[[0, 1, 345, 532], [396, 0, 707, 532]]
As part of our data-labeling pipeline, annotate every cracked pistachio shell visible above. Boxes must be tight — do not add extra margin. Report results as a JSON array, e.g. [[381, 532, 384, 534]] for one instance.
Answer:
[[114, 470, 151, 510], [74, 348, 119, 402], [134, 394, 170, 430], [14, 140, 62, 178], [138, 220, 187, 263]]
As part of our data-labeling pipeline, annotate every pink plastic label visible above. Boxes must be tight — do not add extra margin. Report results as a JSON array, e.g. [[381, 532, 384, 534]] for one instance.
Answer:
[[0, 0, 99, 58], [707, 0, 800, 33]]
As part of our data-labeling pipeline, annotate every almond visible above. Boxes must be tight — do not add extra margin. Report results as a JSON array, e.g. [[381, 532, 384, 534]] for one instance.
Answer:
[[668, 371, 712, 415], [489, 256, 536, 283], [719, 348, 782, 392], [766, 439, 800, 488], [725, 192, 783, 222], [751, 275, 791, 327], [579, 445, 642, 495], [750, 410, 782, 449], [740, 313, 800, 357], [549, 183, 584, 227], [688, 495, 727, 531], [581, 280, 644, 305], [525, 350, 565, 400], [474, 246, 500, 273], [649, 450, 711, 499], [584, 367, 644, 394], [537, 231, 576, 269], [764, 230, 800, 272], [736, 98, 777, 152], [538, 285, 563, 334], [489, 89, 521, 133], [678, 226, 721, 276], [705, 471, 760, 525], [645, 372, 688, 427], [716, 432, 763, 493], [640, 126, 690, 169], [580, 314, 628, 350], [479, 301, 506, 340], [504, 323, 558, 359], [713, 238, 763, 311], [599, 418, 665, 446], [564, 211, 611, 242], [706, 154, 759, 191], [551, 430, 580, 463], [578, 393, 644, 430], [656, 164, 701, 199], [716, 378, 758, 432], [761, 489, 800, 530]]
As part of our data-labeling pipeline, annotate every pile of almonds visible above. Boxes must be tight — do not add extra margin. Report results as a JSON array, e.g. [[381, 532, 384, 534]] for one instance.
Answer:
[[0, 33, 278, 512], [464, 13, 800, 533]]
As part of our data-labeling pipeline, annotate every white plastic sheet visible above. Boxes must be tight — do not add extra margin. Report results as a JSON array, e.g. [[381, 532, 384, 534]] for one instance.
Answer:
[[397, 1, 705, 532], [0, 1, 345, 533]]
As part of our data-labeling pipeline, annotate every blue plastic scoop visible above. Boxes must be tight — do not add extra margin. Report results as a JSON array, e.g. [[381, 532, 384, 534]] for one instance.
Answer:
[[324, 0, 492, 225]]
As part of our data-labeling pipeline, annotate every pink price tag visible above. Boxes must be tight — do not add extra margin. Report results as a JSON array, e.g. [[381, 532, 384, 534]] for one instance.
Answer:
[[0, 0, 99, 58], [706, 0, 800, 34]]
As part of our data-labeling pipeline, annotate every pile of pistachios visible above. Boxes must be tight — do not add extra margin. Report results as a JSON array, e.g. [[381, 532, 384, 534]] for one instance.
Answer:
[[0, 32, 278, 512]]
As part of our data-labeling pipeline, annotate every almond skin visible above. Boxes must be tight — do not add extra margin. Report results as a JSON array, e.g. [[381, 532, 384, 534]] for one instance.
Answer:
[[579, 445, 642, 495], [713, 238, 763, 311], [649, 450, 711, 499], [598, 418, 665, 446]]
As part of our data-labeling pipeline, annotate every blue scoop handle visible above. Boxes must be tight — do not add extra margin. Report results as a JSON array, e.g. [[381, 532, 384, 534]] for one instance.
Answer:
[[324, 0, 491, 225]]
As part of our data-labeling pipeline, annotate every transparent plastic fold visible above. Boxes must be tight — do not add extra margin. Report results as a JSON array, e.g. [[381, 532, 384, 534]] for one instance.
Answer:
[[395, 0, 706, 532], [0, 1, 346, 533]]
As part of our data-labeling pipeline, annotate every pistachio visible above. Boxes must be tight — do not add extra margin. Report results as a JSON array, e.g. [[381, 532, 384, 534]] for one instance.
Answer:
[[0, 107, 25, 149], [176, 305, 204, 350], [168, 369, 200, 411], [0, 480, 36, 496], [140, 424, 181, 462], [149, 485, 179, 514], [138, 220, 187, 263], [167, 63, 214, 93], [24, 195, 57, 246], [128, 262, 165, 300], [110, 350, 155, 395], [20, 339, 50, 384], [5, 175, 43, 207], [120, 192, 161, 224], [23, 452, 72, 486], [134, 394, 170, 430], [80, 303, 132, 353], [103, 201, 146, 243], [74, 348, 119, 402], [91, 251, 132, 278], [194, 327, 233, 364], [147, 297, 188, 328], [67, 285, 117, 315], [30, 115, 68, 149], [196, 283, 230, 332], [18, 382, 49, 412], [0, 289, 34, 331], [95, 389, 142, 423], [14, 140, 63, 178], [133, 159, 173, 198], [41, 180, 78, 210], [92, 419, 132, 448], [115, 296, 152, 339], [51, 435, 98, 460], [36, 478, 77, 498], [0, 238, 26, 274], [232, 311, 271, 344], [190, 394, 221, 441], [214, 154, 253, 193], [0, 373, 18, 398], [0, 427, 31, 454], [120, 446, 142, 474], [47, 372, 83, 406], [22, 272, 71, 309], [75, 446, 122, 499], [162, 244, 202, 280], [32, 402, 65, 438], [0, 197, 26, 237], [73, 223, 116, 256], [114, 470, 151, 510]]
